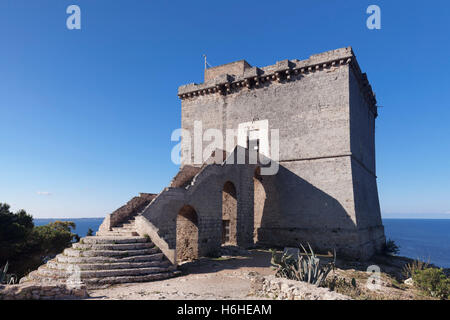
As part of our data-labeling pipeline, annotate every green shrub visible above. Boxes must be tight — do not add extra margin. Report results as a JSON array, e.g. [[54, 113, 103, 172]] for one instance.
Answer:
[[383, 239, 400, 255], [324, 275, 360, 296], [412, 268, 449, 299], [86, 228, 94, 236]]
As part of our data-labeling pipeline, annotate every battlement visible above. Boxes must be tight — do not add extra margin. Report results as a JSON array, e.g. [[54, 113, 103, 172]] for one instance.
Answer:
[[204, 60, 252, 82], [178, 47, 377, 116]]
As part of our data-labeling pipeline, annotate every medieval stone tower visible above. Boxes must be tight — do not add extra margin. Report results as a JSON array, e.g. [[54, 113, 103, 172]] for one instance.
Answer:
[[176, 47, 385, 259], [19, 47, 386, 291]]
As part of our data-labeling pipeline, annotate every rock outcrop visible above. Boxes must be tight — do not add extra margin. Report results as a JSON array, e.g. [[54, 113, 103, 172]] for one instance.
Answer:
[[250, 275, 350, 300]]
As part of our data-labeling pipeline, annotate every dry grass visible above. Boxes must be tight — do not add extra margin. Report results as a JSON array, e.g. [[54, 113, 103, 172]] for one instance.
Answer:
[[402, 259, 430, 279], [324, 264, 436, 300]]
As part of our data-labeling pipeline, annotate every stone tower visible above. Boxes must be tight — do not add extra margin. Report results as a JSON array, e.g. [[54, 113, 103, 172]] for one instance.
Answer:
[[19, 48, 387, 293], [177, 47, 385, 259]]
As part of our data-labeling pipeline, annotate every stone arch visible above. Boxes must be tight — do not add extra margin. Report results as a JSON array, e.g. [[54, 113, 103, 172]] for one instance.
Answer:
[[253, 167, 266, 243], [222, 181, 237, 245], [176, 205, 199, 262]]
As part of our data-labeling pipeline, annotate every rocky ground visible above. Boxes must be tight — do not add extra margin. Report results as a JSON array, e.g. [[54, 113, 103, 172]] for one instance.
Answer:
[[86, 249, 439, 300]]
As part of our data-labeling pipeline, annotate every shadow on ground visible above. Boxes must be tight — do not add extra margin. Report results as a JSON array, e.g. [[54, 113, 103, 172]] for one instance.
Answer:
[[179, 249, 274, 276]]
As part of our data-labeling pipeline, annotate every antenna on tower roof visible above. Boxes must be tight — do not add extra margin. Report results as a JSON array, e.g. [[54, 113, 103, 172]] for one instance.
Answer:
[[202, 54, 212, 71]]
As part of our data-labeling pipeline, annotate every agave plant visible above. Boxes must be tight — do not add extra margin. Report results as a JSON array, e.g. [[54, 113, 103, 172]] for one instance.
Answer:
[[271, 243, 335, 287], [270, 250, 295, 279], [0, 261, 18, 285], [0, 261, 7, 284]]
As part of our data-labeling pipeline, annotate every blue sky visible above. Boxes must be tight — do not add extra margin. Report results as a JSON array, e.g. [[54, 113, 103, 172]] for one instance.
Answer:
[[0, 0, 449, 219]]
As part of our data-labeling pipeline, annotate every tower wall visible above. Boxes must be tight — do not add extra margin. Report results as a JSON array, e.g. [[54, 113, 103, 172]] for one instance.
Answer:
[[177, 47, 385, 259], [180, 60, 351, 165], [348, 63, 386, 257]]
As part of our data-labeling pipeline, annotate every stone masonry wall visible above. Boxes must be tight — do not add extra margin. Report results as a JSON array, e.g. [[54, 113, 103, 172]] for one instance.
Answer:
[[179, 52, 357, 254], [140, 150, 258, 262], [156, 48, 384, 258], [176, 205, 199, 262], [0, 282, 88, 300], [181, 62, 351, 165], [222, 181, 238, 245], [348, 60, 385, 257]]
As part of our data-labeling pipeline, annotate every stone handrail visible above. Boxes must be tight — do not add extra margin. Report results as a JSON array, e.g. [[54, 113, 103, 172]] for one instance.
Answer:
[[134, 148, 241, 264], [136, 188, 186, 265], [98, 193, 157, 233], [135, 215, 176, 265]]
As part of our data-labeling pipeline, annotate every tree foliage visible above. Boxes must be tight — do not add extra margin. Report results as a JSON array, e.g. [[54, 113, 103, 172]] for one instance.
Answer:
[[0, 203, 79, 278], [0, 203, 34, 244], [33, 221, 77, 257]]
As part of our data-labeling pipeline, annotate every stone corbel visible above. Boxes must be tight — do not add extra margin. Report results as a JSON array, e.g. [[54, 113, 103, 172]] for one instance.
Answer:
[[253, 77, 260, 87], [285, 70, 291, 80]]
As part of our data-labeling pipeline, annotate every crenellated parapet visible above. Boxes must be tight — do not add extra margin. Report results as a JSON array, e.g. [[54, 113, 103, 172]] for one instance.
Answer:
[[178, 47, 378, 117]]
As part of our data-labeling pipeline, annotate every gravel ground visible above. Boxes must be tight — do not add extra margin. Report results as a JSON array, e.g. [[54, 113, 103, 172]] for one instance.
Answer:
[[87, 250, 274, 300]]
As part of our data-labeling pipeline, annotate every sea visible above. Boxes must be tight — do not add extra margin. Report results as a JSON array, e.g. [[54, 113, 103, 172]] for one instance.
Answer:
[[382, 219, 450, 268], [34, 218, 450, 268]]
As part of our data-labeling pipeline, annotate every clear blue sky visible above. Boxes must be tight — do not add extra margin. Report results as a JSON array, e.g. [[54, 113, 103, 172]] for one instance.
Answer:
[[0, 0, 449, 218]]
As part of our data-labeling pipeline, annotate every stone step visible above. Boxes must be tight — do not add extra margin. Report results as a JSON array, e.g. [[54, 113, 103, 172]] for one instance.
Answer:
[[98, 229, 138, 233], [111, 227, 135, 232], [81, 270, 181, 288], [114, 223, 135, 228], [117, 221, 136, 227], [118, 226, 135, 230], [96, 231, 139, 237], [23, 270, 181, 289], [63, 247, 159, 258], [33, 265, 177, 279], [81, 236, 148, 244], [46, 259, 170, 271], [56, 252, 164, 264], [19, 222, 179, 289], [72, 242, 153, 251]]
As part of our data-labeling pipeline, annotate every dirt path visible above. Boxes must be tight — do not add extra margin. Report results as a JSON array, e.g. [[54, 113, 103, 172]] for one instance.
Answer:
[[87, 250, 274, 300]]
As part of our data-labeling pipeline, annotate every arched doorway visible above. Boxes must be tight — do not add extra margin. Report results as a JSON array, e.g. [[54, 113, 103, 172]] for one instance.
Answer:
[[222, 181, 237, 245], [176, 205, 199, 262], [254, 167, 266, 243]]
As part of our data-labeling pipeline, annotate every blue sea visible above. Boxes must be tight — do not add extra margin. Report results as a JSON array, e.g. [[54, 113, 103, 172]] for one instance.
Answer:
[[382, 219, 450, 268], [34, 217, 450, 268]]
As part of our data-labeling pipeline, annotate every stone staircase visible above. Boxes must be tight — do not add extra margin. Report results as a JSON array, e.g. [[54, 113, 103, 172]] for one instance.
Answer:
[[96, 215, 139, 237], [20, 217, 180, 289]]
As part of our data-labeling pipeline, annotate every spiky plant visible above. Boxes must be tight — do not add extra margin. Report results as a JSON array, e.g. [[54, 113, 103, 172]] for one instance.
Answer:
[[403, 259, 429, 279], [0, 261, 8, 284], [383, 239, 400, 255], [0, 261, 18, 285], [271, 243, 335, 287]]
